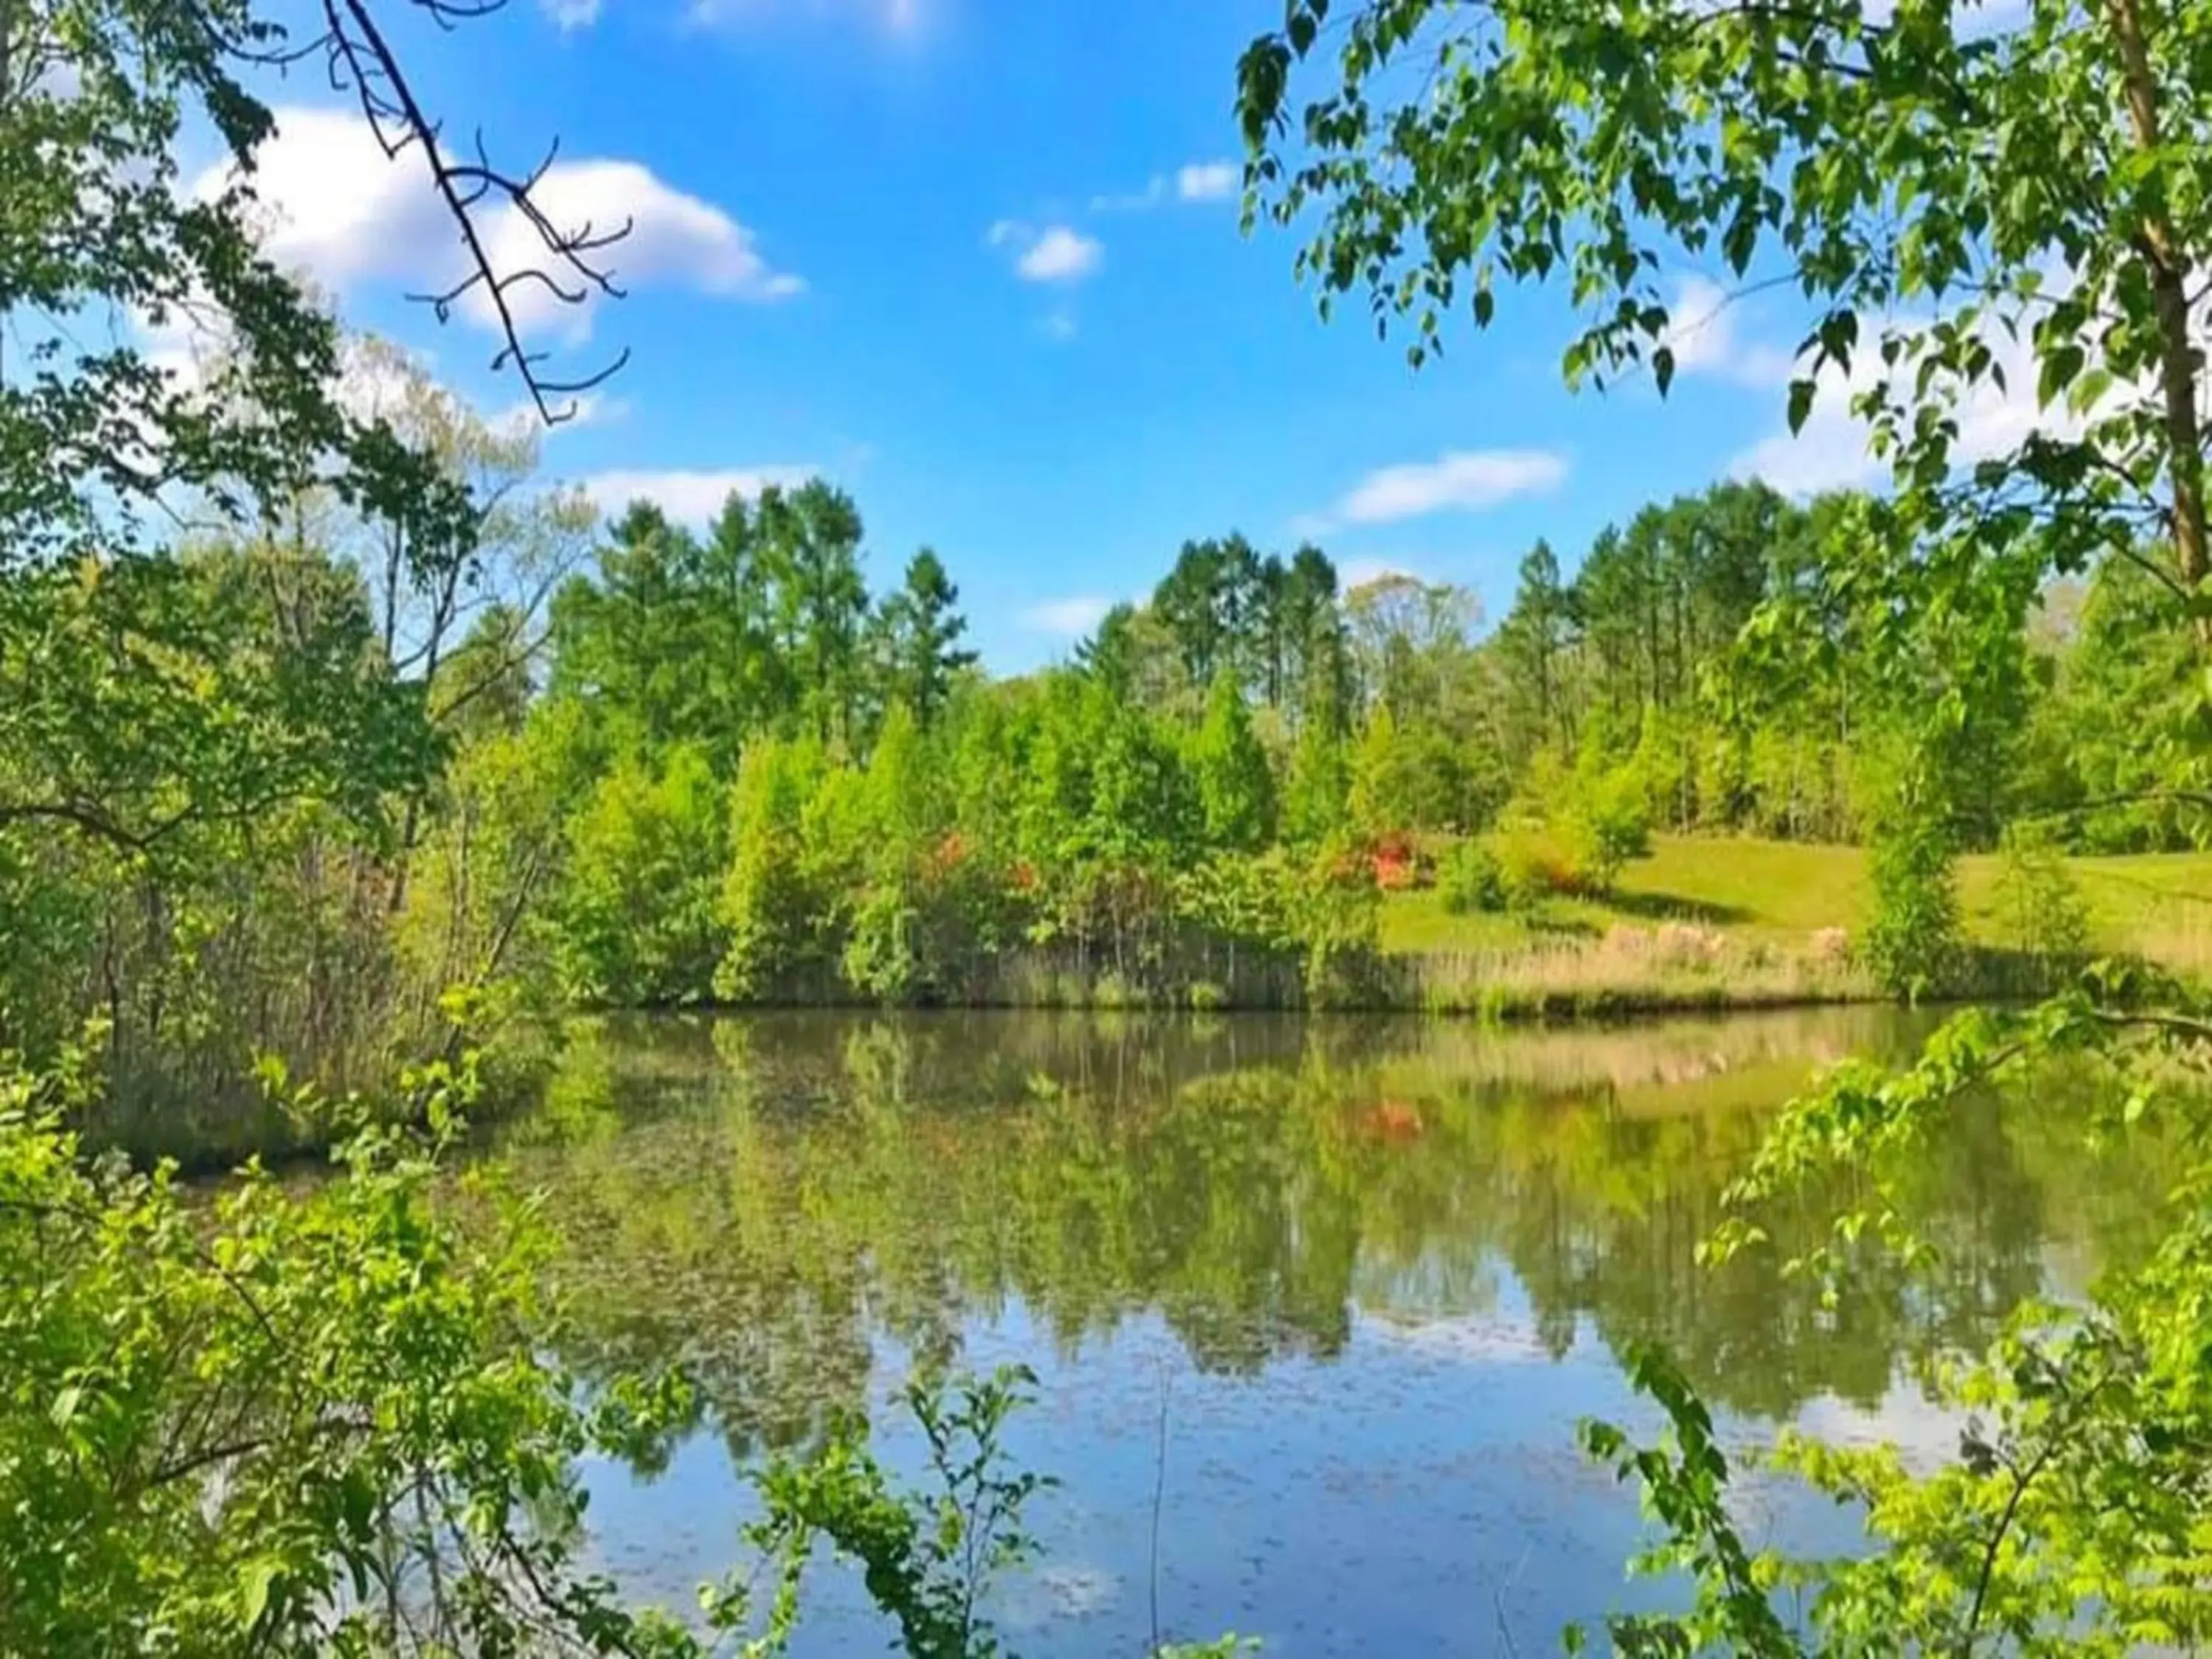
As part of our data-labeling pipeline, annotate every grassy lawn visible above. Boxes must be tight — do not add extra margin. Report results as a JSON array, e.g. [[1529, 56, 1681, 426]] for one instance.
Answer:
[[1380, 834, 2212, 965]]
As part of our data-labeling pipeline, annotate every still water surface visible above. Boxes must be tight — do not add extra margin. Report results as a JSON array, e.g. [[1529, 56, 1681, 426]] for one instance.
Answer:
[[496, 1007, 2160, 1655]]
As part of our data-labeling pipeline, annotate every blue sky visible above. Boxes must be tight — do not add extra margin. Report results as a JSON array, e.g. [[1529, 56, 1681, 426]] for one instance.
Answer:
[[218, 0, 1930, 671]]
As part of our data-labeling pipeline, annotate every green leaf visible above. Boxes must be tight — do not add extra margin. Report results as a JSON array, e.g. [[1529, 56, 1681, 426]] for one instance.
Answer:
[[1787, 378, 1815, 436], [239, 1559, 278, 1630], [2037, 342, 2084, 408]]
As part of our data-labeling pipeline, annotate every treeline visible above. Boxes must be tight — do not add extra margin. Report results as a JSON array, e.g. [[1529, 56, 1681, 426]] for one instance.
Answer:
[[507, 496, 1382, 1010], [4, 347, 2198, 1139], [495, 473, 2191, 1010], [1073, 486, 2191, 854]]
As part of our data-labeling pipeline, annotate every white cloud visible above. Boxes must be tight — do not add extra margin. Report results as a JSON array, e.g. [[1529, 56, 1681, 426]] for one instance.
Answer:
[[1175, 160, 1238, 203], [1014, 226, 1102, 285], [1091, 159, 1240, 214], [212, 106, 447, 291], [1022, 595, 1112, 637], [1039, 307, 1077, 344], [1325, 448, 1568, 526], [202, 107, 801, 342], [478, 159, 803, 335], [577, 465, 819, 524], [1658, 274, 1794, 385], [1727, 312, 2124, 496], [543, 0, 602, 29]]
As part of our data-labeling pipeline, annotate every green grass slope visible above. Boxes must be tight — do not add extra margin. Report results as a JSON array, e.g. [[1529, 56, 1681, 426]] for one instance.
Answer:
[[1380, 835, 2212, 970]]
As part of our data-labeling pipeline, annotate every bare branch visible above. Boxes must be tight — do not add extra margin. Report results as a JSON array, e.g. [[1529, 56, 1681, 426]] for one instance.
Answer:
[[304, 0, 631, 425]]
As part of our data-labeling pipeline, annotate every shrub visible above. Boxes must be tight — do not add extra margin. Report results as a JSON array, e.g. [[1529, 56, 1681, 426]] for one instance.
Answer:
[[1438, 840, 1506, 915], [1862, 808, 1961, 1001], [1489, 754, 1653, 904], [1492, 824, 1578, 909], [1565, 763, 1653, 891], [0, 1052, 703, 1658]]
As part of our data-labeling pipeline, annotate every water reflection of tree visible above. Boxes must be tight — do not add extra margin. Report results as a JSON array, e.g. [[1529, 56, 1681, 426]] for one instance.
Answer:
[[504, 1010, 2138, 1463]]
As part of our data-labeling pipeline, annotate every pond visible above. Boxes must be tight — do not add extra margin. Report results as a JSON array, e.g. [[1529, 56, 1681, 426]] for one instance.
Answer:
[[494, 1006, 2165, 1655]]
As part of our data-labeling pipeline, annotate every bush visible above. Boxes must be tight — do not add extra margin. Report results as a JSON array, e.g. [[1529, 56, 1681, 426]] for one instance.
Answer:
[[1566, 762, 1653, 891], [1490, 753, 1653, 904], [1862, 809, 1961, 1001], [1492, 824, 1578, 909], [0, 1051, 703, 1657], [1438, 840, 1506, 914]]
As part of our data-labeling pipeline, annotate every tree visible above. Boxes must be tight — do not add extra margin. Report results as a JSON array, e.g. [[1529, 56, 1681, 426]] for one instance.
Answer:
[[548, 745, 726, 1006], [874, 549, 977, 727], [1240, 0, 2208, 685], [1281, 543, 1347, 728], [1496, 540, 1573, 759], [1342, 574, 1479, 724], [1346, 704, 1417, 839], [1076, 600, 1187, 709], [1153, 534, 1264, 694], [1191, 667, 1278, 852], [716, 735, 832, 1001], [759, 481, 869, 746], [546, 493, 784, 767], [0, 1065, 706, 1658]]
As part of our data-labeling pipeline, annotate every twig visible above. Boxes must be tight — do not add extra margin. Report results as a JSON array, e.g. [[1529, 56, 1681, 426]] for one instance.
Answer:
[[298, 0, 633, 424]]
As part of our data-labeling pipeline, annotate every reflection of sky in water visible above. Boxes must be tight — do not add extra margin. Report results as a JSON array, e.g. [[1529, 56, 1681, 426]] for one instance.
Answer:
[[529, 1007, 2153, 1655], [580, 1273, 1941, 1655]]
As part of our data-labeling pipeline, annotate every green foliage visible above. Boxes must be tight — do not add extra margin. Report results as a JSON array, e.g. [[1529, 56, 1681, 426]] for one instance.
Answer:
[[1582, 991, 2212, 1656], [1566, 755, 1656, 894], [1281, 708, 1351, 846], [549, 744, 728, 1006], [0, 0, 424, 580], [0, 1049, 703, 1656], [1436, 839, 1505, 917], [1489, 821, 1580, 911], [1573, 1346, 1796, 1659], [1237, 29, 2212, 1647], [1860, 761, 1964, 1003], [874, 549, 978, 728], [717, 736, 832, 1001], [1996, 822, 2093, 972], [1191, 668, 1278, 852], [1494, 751, 1655, 902], [1346, 703, 1415, 838], [747, 1366, 1052, 1659]]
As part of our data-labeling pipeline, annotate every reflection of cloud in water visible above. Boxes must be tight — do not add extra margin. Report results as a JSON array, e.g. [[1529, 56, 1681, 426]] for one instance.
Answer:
[[1352, 1306, 1559, 1366], [1795, 1380, 1964, 1473], [1005, 1562, 1124, 1626]]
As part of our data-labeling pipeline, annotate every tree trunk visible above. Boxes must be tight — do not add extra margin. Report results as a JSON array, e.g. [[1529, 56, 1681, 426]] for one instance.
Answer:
[[2107, 0, 2208, 631]]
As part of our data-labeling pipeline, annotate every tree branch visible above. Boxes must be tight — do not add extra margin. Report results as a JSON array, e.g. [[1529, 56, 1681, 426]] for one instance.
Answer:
[[306, 0, 632, 425]]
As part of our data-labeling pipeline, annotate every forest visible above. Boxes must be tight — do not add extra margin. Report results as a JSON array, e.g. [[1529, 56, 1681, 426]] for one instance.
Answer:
[[4, 0, 2212, 1650]]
